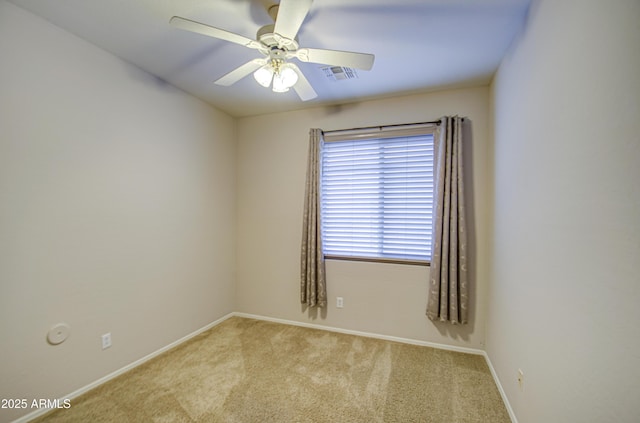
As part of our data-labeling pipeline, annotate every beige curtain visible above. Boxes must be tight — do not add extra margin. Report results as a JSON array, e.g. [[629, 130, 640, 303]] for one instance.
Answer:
[[426, 116, 469, 324], [300, 129, 327, 308]]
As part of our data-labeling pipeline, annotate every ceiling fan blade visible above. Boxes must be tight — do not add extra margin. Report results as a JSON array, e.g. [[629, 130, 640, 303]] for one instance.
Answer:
[[170, 16, 261, 50], [296, 48, 375, 70], [289, 63, 317, 101], [273, 0, 313, 40], [215, 58, 266, 86]]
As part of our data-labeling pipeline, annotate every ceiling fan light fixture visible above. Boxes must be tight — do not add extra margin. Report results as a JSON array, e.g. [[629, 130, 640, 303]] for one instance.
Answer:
[[271, 75, 289, 93], [272, 63, 298, 93], [253, 65, 274, 87], [280, 65, 299, 87]]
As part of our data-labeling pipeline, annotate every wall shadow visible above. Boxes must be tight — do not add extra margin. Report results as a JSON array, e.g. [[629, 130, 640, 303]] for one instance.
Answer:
[[301, 303, 328, 321]]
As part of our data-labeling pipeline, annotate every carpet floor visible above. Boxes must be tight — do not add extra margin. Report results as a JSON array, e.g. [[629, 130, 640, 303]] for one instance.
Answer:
[[32, 317, 510, 422]]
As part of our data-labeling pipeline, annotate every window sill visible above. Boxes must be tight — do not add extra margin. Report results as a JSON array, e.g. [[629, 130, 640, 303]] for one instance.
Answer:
[[324, 255, 430, 267]]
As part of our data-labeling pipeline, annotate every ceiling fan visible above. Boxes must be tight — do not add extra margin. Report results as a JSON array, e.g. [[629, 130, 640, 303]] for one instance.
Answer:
[[169, 0, 375, 101]]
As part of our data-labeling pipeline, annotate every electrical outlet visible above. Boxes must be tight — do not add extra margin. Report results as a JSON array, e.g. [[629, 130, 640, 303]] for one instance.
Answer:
[[336, 297, 344, 308], [517, 369, 524, 391], [101, 333, 112, 350]]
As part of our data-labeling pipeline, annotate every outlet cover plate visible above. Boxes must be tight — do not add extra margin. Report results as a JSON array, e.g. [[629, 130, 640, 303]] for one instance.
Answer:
[[102, 333, 112, 350]]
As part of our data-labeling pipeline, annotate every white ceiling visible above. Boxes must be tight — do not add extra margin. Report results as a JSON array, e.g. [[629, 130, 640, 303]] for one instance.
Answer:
[[9, 0, 530, 117]]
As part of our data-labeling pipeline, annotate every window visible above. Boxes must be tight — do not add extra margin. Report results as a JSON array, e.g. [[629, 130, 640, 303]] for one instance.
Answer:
[[320, 124, 435, 264]]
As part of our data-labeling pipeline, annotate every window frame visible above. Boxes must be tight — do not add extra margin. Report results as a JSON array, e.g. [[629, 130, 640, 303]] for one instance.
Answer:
[[320, 123, 437, 266]]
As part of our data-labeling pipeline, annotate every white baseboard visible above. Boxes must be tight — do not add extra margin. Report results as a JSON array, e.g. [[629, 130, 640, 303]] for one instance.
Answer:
[[232, 312, 485, 356], [12, 313, 234, 423], [482, 352, 518, 423]]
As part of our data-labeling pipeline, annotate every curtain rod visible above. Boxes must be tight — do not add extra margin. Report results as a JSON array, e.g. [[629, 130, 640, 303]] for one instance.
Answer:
[[323, 120, 442, 135]]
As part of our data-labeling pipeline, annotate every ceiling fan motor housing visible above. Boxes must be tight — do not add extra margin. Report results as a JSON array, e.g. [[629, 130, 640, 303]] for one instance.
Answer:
[[257, 24, 299, 51]]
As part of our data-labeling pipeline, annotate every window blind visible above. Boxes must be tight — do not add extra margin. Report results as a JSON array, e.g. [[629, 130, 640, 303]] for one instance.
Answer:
[[321, 129, 434, 263]]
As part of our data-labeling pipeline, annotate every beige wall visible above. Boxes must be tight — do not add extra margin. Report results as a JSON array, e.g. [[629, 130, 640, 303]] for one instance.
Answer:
[[0, 3, 236, 422], [236, 87, 491, 349], [489, 0, 640, 421]]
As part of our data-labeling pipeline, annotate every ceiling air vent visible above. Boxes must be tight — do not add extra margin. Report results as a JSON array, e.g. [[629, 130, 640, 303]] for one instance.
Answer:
[[322, 66, 359, 81]]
